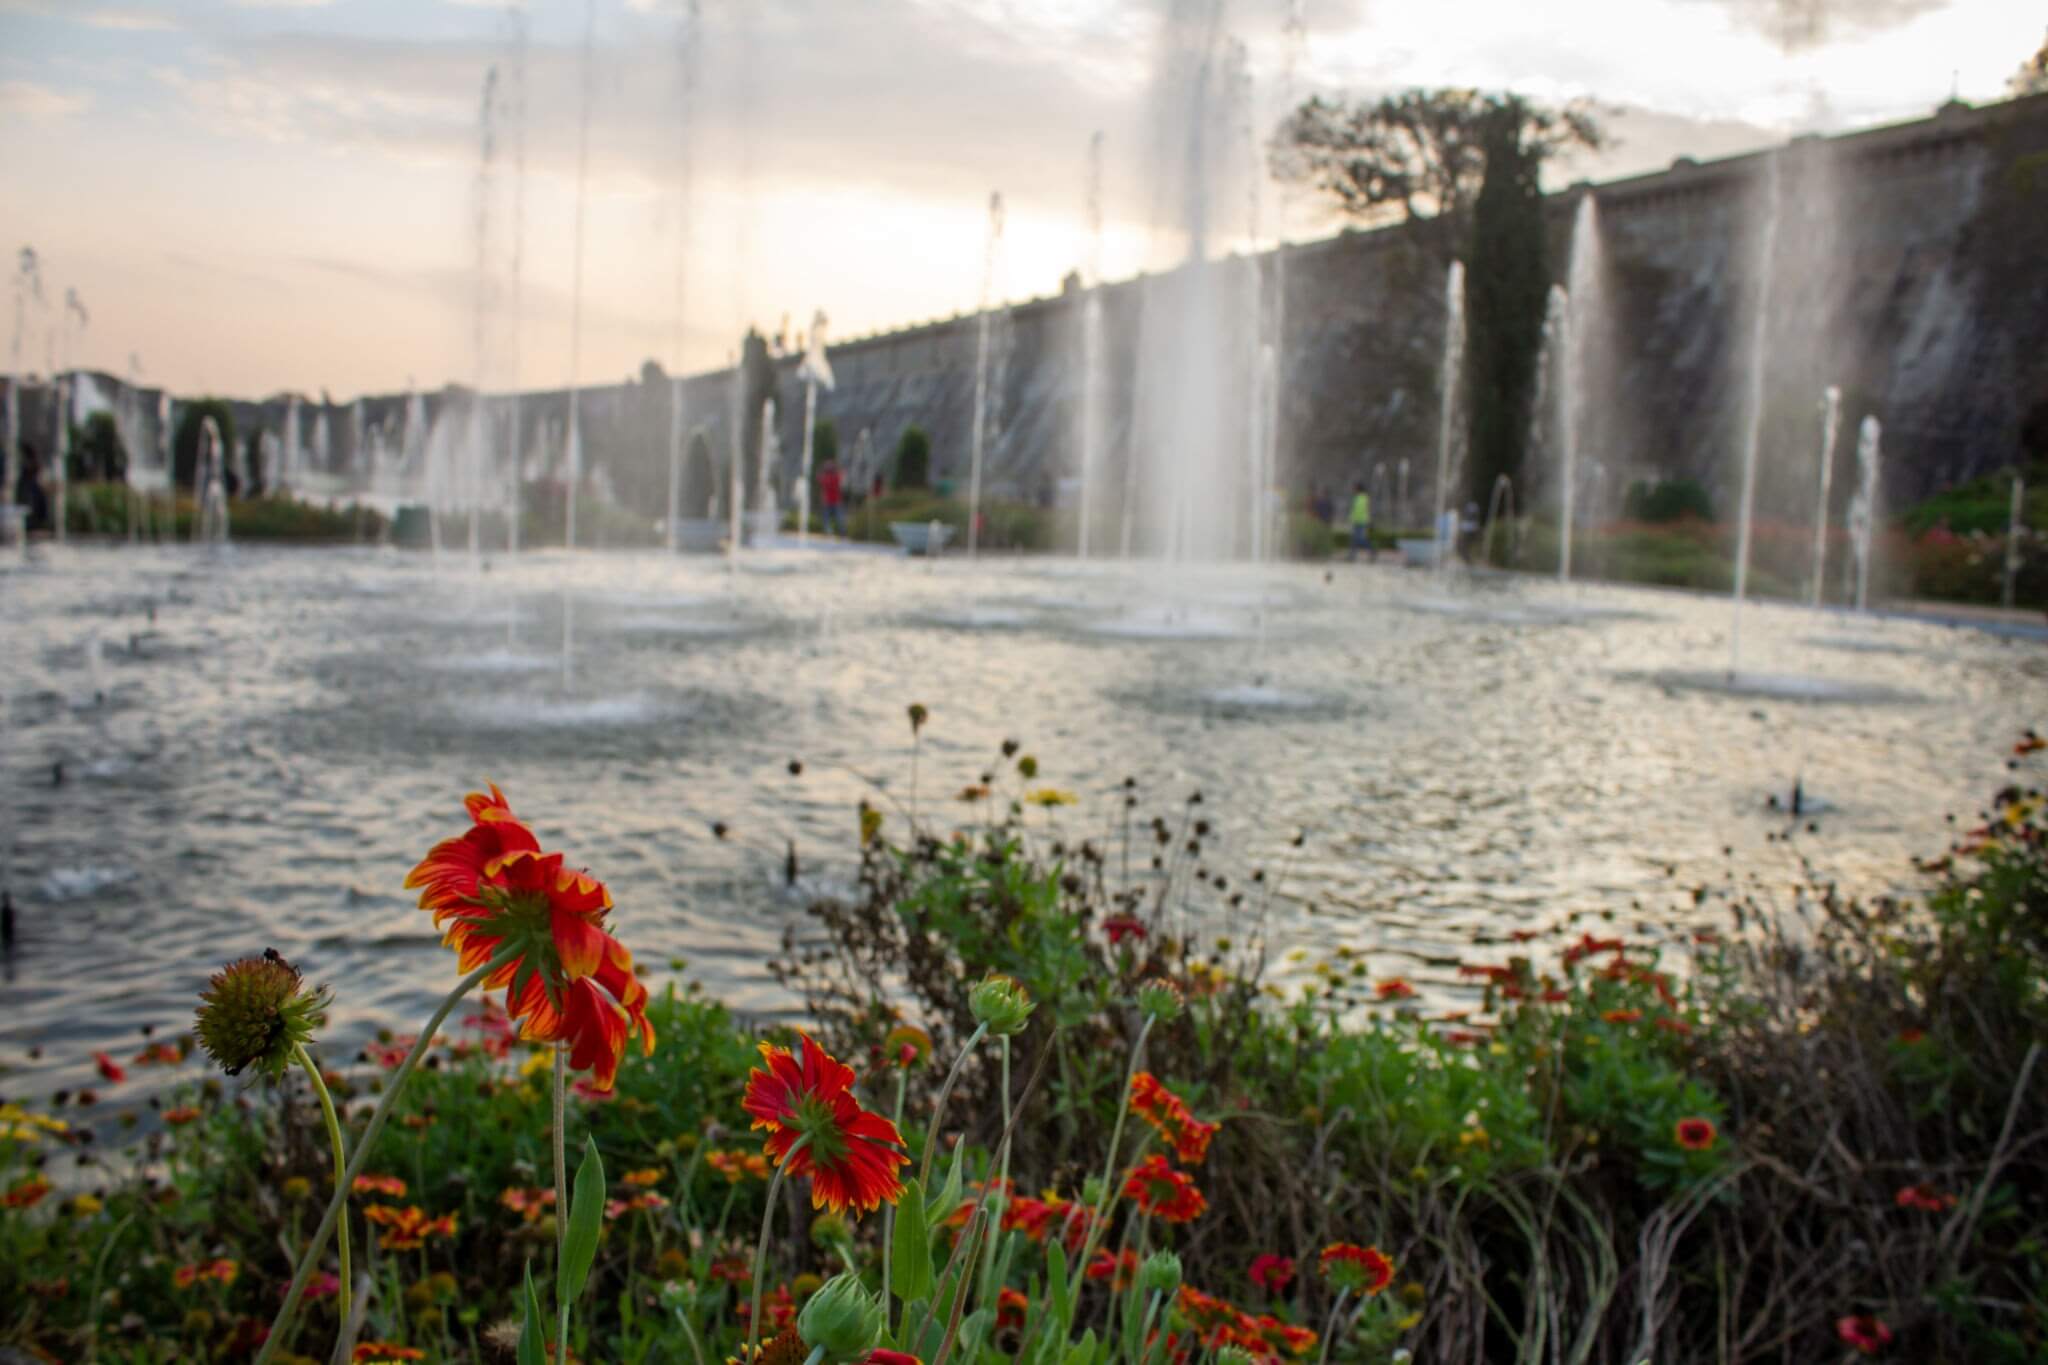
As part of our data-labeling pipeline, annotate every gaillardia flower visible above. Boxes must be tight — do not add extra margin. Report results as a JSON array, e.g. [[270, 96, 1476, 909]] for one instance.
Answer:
[[406, 787, 654, 1091], [1319, 1243, 1395, 1296], [1123, 1154, 1207, 1223], [1674, 1117, 1718, 1151], [744, 1033, 908, 1215], [194, 953, 332, 1080]]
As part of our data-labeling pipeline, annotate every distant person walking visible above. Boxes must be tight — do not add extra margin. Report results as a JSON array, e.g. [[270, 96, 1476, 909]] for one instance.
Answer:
[[818, 457, 845, 536], [1348, 481, 1373, 563]]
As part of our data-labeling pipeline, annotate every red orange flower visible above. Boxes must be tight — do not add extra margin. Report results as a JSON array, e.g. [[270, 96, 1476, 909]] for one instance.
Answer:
[[163, 1106, 201, 1126], [93, 1051, 126, 1084], [1086, 1249, 1138, 1290], [1895, 1183, 1956, 1212], [173, 1259, 238, 1289], [1674, 1117, 1717, 1151], [1249, 1253, 1296, 1294], [1836, 1315, 1893, 1354], [743, 1033, 908, 1215], [354, 1345, 428, 1363], [1103, 915, 1147, 945], [353, 1173, 407, 1198], [1602, 1009, 1642, 1025], [1318, 1243, 1394, 1296], [1375, 979, 1417, 1001], [499, 1186, 555, 1221], [1123, 1154, 1207, 1223], [1130, 1073, 1219, 1165], [3, 1176, 52, 1209], [362, 1204, 456, 1250], [996, 1287, 1029, 1330]]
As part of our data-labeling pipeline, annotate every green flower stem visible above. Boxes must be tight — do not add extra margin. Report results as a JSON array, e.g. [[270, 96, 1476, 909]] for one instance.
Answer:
[[978, 1035, 1013, 1301], [1135, 1289, 1164, 1365], [801, 1345, 827, 1365], [1077, 1014, 1156, 1274], [883, 1069, 907, 1322], [746, 1132, 811, 1362], [553, 1043, 569, 1365], [293, 1042, 352, 1327], [255, 946, 519, 1365], [919, 1022, 989, 1187], [1316, 1287, 1352, 1365]]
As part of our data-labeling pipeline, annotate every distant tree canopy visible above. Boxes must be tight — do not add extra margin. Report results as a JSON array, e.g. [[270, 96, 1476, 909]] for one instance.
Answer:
[[894, 425, 931, 490], [172, 400, 236, 492], [1270, 88, 1601, 246], [681, 427, 716, 517], [1464, 105, 1553, 507], [813, 417, 838, 468], [2014, 30, 2048, 95], [68, 412, 126, 483]]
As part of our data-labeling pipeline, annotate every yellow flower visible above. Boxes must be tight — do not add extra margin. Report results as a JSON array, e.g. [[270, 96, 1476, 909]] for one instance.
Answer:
[[0, 1104, 70, 1143], [71, 1192, 104, 1216], [519, 1051, 554, 1079], [1025, 788, 1078, 808], [1457, 1127, 1491, 1149], [1395, 1312, 1422, 1331]]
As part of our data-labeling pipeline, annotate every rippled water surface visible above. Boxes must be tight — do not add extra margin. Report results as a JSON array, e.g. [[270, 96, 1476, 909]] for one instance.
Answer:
[[3, 542, 2040, 1104]]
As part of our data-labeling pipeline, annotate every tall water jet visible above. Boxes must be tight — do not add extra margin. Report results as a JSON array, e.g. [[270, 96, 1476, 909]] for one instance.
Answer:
[[562, 0, 596, 550], [753, 396, 780, 543], [6, 247, 40, 525], [663, 0, 700, 554], [194, 416, 230, 548], [726, 364, 744, 563], [1556, 194, 1607, 582], [1808, 385, 1841, 606], [966, 191, 1004, 559], [1432, 261, 1467, 570], [281, 394, 301, 496], [796, 311, 834, 544], [1076, 131, 1106, 558], [1130, 0, 1262, 561], [1848, 415, 1881, 612], [1729, 153, 1782, 674], [2004, 475, 2026, 610], [467, 63, 502, 562], [504, 0, 528, 554], [1539, 283, 1572, 577]]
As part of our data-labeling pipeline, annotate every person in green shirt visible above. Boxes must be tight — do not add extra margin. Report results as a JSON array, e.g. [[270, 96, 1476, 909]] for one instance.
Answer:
[[1347, 481, 1374, 563]]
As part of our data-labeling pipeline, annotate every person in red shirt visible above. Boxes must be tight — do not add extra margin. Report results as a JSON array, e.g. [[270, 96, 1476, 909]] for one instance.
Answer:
[[818, 458, 845, 536]]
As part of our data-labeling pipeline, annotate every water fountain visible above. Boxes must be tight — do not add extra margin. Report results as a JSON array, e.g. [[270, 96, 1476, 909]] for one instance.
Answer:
[[1431, 261, 1467, 571], [1076, 131, 1106, 559], [796, 312, 834, 545], [563, 0, 597, 550], [966, 192, 1003, 559], [2004, 475, 2026, 610], [281, 394, 301, 497], [663, 0, 700, 556], [1848, 416, 1881, 612], [504, 2, 528, 556], [468, 63, 501, 562], [1728, 153, 1781, 674], [752, 396, 780, 545], [1483, 473, 1516, 565], [194, 416, 230, 549], [726, 367, 744, 565], [1808, 386, 1841, 606]]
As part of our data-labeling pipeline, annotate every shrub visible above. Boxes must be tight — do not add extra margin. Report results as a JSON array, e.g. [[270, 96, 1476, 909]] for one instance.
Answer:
[[894, 425, 932, 490], [1623, 477, 1715, 524]]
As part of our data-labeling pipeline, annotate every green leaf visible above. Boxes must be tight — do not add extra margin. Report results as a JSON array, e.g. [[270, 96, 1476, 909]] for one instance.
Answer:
[[893, 1179, 935, 1304], [928, 1140, 966, 1228], [517, 1261, 548, 1365], [1061, 1328, 1099, 1365], [1045, 1241, 1071, 1336], [559, 1135, 606, 1304]]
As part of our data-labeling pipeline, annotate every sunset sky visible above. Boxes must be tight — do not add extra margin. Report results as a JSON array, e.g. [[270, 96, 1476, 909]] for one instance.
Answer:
[[1, 0, 2039, 400]]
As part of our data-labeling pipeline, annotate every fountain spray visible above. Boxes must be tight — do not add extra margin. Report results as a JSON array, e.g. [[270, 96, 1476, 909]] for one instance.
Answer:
[[504, 0, 528, 554], [470, 65, 500, 563], [1808, 385, 1841, 607], [966, 191, 1004, 558], [796, 312, 834, 543], [1729, 153, 1782, 674], [1542, 283, 1572, 578], [1850, 416, 1881, 612], [6, 248, 41, 531], [1432, 261, 1467, 572], [664, 0, 699, 554], [1078, 131, 1105, 558], [563, 0, 596, 551], [2004, 475, 2026, 610]]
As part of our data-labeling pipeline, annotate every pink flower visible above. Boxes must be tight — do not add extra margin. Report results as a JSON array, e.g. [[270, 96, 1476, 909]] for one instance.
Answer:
[[1836, 1315, 1893, 1355]]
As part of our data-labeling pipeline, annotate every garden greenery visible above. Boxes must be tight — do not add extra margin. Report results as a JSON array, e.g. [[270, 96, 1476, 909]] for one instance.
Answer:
[[1, 724, 2044, 1363]]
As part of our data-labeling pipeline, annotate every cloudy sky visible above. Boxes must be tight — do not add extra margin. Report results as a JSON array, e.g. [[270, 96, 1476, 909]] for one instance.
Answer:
[[0, 0, 2038, 400]]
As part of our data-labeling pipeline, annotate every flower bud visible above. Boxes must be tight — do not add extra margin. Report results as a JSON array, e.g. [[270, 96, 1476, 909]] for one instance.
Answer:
[[193, 954, 332, 1081], [1081, 1176, 1107, 1206], [1138, 1250, 1182, 1297], [1215, 1350, 1255, 1365], [969, 975, 1035, 1037], [1137, 979, 1184, 1024], [796, 1272, 884, 1364]]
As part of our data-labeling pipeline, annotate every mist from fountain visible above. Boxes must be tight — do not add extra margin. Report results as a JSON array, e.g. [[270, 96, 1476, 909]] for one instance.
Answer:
[[966, 192, 1004, 559], [663, 0, 700, 555], [281, 395, 301, 497], [1808, 386, 1841, 607], [753, 396, 780, 544], [1849, 416, 1881, 612], [796, 311, 833, 544], [2004, 475, 2026, 610], [1432, 261, 1467, 571]]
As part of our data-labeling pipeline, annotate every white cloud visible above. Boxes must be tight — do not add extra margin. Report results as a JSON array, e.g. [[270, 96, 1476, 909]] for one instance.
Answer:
[[84, 7, 179, 30], [0, 78, 91, 120]]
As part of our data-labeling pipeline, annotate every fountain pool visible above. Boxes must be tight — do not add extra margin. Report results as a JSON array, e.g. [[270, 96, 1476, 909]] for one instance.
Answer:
[[1, 545, 2038, 1106]]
